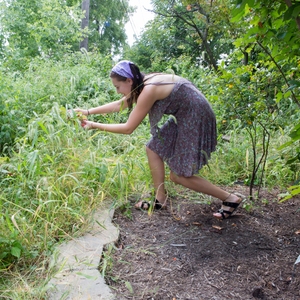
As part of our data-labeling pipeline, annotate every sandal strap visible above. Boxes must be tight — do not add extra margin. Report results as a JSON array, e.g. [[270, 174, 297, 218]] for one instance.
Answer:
[[140, 199, 163, 210], [137, 199, 166, 211], [140, 201, 150, 210], [218, 208, 233, 219], [154, 199, 163, 209], [218, 208, 233, 214], [223, 201, 240, 208]]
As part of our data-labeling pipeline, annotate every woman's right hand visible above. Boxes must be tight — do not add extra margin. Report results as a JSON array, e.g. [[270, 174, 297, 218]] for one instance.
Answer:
[[67, 108, 89, 119], [73, 108, 89, 116]]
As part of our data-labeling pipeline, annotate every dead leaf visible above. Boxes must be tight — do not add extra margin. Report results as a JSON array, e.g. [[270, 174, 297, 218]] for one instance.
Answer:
[[212, 225, 223, 230], [192, 222, 202, 226], [186, 211, 191, 215]]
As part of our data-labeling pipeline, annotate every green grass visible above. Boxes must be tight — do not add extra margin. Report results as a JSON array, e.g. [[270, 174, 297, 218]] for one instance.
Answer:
[[1, 107, 297, 298], [0, 56, 298, 298]]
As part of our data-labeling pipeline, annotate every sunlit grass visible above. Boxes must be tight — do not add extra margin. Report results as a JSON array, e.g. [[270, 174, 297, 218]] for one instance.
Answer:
[[1, 68, 298, 298]]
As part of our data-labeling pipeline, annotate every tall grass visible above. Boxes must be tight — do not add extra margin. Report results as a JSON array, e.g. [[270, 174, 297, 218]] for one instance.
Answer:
[[0, 54, 298, 298], [0, 52, 115, 155], [0, 103, 153, 298]]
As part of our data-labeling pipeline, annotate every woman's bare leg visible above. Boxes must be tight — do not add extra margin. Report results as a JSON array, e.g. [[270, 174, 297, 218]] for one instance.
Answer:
[[145, 147, 166, 204], [169, 172, 241, 218], [135, 147, 167, 209]]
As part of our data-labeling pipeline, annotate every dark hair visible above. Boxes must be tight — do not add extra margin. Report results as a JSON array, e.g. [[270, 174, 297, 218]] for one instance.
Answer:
[[110, 63, 145, 110]]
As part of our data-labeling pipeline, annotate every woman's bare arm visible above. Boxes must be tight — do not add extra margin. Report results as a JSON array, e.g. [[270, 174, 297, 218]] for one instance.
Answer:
[[89, 97, 128, 114], [82, 86, 157, 134], [74, 97, 128, 116]]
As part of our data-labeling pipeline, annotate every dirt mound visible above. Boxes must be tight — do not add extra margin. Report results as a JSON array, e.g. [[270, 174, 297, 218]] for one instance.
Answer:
[[104, 186, 300, 300]]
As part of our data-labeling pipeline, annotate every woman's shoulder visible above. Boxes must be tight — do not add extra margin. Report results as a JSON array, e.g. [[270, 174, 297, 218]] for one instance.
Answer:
[[144, 73, 182, 84], [140, 74, 183, 101]]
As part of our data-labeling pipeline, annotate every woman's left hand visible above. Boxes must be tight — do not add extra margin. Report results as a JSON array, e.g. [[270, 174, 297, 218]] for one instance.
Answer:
[[81, 120, 94, 130]]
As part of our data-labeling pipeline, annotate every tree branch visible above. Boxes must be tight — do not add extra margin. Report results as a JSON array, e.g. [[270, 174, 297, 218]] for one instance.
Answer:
[[149, 7, 218, 71], [257, 40, 300, 108]]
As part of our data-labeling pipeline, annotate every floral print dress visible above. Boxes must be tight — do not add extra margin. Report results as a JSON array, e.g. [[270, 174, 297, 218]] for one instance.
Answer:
[[146, 78, 217, 177]]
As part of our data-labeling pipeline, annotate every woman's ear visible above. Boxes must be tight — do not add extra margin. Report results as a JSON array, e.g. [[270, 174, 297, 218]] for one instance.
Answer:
[[126, 78, 133, 85]]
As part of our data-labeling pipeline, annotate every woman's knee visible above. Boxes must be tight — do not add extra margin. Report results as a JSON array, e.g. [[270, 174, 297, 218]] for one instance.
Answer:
[[145, 146, 154, 156], [170, 171, 180, 184]]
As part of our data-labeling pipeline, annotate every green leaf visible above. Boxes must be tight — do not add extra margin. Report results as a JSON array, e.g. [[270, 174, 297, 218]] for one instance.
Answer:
[[11, 246, 21, 258], [231, 9, 246, 22], [125, 281, 134, 294], [284, 4, 300, 20], [290, 127, 300, 139], [286, 84, 299, 92], [292, 4, 300, 18], [0, 157, 9, 164], [288, 80, 300, 87], [275, 92, 283, 103], [278, 139, 296, 150], [289, 186, 300, 196], [38, 121, 49, 134], [277, 32, 287, 40], [246, 0, 255, 8]]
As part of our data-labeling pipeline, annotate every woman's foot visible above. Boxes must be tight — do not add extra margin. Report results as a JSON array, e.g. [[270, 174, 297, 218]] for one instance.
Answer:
[[135, 198, 167, 210], [213, 193, 243, 219]]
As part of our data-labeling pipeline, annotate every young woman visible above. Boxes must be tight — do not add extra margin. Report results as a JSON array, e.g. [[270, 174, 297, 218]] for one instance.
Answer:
[[74, 60, 243, 219]]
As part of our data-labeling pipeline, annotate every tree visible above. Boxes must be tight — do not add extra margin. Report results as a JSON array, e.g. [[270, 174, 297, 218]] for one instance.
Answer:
[[87, 0, 133, 55], [231, 0, 300, 107], [0, 0, 83, 69], [216, 0, 300, 199], [144, 0, 236, 71], [80, 0, 90, 51], [0, 0, 133, 66], [126, 16, 195, 72]]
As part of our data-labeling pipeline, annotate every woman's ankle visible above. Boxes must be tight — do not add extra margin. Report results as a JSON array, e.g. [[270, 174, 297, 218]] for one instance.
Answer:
[[223, 193, 241, 202]]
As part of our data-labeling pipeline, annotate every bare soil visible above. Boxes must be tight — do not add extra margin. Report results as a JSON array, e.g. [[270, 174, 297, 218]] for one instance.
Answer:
[[103, 186, 300, 300]]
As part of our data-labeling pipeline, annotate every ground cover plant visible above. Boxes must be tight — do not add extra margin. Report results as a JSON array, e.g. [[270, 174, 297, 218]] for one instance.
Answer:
[[0, 0, 299, 298], [0, 109, 297, 299], [0, 51, 299, 298]]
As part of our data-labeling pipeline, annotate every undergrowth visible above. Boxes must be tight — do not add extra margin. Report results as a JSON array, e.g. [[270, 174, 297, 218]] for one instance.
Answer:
[[0, 55, 298, 298]]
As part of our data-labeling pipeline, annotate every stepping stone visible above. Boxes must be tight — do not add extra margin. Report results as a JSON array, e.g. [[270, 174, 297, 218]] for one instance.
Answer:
[[46, 206, 119, 300]]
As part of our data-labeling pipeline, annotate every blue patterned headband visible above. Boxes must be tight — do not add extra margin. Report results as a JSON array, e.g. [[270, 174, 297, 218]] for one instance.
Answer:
[[111, 60, 134, 79]]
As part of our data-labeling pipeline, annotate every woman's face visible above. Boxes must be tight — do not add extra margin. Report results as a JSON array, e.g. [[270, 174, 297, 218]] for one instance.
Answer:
[[111, 77, 132, 96]]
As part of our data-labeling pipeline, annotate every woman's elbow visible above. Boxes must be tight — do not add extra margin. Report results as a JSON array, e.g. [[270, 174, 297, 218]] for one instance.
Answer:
[[123, 126, 135, 135], [122, 122, 138, 134]]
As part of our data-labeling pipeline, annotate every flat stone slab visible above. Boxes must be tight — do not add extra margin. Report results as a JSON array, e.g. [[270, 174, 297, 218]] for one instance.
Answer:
[[47, 206, 119, 300]]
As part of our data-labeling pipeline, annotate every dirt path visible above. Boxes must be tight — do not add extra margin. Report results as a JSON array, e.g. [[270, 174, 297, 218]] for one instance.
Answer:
[[103, 186, 300, 300]]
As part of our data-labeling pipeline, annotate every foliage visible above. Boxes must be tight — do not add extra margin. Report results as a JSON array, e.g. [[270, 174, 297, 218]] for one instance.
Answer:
[[127, 0, 236, 71], [1, 0, 300, 296], [0, 52, 113, 155], [87, 0, 133, 55], [228, 0, 300, 197], [0, 0, 134, 67], [0, 0, 83, 70], [0, 102, 152, 296], [231, 0, 300, 104]]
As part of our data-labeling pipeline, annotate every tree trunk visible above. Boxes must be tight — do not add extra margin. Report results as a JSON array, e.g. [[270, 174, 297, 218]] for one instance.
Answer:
[[80, 0, 90, 51]]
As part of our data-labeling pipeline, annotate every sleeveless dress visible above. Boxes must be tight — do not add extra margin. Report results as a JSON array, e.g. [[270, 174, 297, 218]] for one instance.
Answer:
[[146, 78, 217, 177]]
